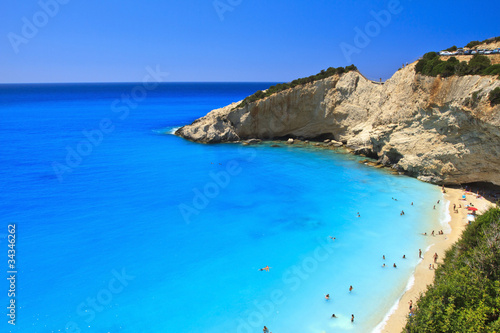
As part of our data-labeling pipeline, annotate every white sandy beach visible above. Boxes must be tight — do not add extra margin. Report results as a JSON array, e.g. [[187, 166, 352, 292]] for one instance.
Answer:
[[377, 187, 496, 333]]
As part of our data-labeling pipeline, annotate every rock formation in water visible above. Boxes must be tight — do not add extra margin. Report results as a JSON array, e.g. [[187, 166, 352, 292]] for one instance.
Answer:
[[176, 64, 500, 186]]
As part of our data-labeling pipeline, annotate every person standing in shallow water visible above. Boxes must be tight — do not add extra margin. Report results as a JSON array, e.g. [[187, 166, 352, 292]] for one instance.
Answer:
[[263, 326, 269, 333], [419, 249, 422, 258], [349, 285, 353, 292], [351, 314, 354, 322]]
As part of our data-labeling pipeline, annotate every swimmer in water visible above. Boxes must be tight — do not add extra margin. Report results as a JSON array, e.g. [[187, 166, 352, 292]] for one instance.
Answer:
[[325, 294, 330, 300], [393, 263, 397, 268], [259, 266, 270, 272]]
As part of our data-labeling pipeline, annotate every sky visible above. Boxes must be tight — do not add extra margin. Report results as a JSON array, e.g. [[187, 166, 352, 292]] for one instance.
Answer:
[[0, 0, 499, 83]]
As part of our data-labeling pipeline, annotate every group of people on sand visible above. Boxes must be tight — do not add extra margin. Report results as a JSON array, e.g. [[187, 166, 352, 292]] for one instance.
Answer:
[[453, 203, 463, 214], [427, 252, 439, 270]]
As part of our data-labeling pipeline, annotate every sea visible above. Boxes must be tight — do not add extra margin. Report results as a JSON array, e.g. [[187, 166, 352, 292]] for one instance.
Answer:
[[0, 83, 447, 333]]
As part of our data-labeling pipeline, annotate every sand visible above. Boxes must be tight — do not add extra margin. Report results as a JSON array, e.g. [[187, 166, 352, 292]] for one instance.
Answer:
[[378, 187, 496, 333]]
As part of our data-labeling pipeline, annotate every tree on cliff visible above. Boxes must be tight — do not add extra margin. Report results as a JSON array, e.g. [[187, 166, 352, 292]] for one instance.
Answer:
[[489, 87, 500, 106], [415, 52, 496, 77]]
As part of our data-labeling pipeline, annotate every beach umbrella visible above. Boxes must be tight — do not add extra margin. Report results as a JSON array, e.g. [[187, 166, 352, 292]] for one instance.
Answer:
[[467, 207, 478, 211]]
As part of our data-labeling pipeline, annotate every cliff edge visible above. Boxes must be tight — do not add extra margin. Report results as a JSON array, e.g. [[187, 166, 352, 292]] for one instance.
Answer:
[[176, 64, 500, 186]]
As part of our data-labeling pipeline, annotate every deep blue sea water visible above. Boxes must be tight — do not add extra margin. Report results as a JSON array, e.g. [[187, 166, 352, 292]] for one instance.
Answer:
[[0, 83, 446, 333]]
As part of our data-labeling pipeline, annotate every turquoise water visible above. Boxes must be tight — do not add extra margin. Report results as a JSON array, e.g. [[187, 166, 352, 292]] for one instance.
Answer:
[[0, 83, 445, 332]]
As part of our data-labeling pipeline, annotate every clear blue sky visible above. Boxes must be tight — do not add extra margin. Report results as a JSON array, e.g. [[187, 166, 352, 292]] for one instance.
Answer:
[[1, 0, 498, 83]]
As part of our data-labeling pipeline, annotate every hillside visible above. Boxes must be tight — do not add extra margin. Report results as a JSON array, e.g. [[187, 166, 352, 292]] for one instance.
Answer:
[[404, 207, 500, 332], [175, 62, 500, 186]]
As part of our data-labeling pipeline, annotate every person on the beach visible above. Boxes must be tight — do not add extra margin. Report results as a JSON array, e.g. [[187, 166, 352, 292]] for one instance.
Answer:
[[349, 285, 353, 292], [351, 314, 354, 322], [393, 263, 397, 268], [453, 203, 456, 210], [429, 264, 432, 270], [409, 300, 413, 311], [325, 294, 330, 300], [433, 252, 438, 263], [419, 249, 422, 258]]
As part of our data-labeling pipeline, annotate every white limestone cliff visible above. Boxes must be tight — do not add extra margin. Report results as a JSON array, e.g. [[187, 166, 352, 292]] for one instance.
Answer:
[[176, 64, 500, 186]]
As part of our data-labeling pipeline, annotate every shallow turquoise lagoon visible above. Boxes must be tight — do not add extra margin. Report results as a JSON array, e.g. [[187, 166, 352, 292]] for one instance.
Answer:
[[0, 83, 445, 332]]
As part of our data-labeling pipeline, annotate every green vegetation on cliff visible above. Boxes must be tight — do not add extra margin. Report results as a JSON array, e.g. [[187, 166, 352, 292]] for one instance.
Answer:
[[490, 87, 500, 106], [235, 65, 357, 109], [466, 36, 500, 49], [415, 53, 500, 77], [405, 206, 500, 333]]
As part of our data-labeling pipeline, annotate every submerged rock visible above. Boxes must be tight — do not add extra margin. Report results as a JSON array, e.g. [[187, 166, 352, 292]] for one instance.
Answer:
[[244, 138, 262, 145]]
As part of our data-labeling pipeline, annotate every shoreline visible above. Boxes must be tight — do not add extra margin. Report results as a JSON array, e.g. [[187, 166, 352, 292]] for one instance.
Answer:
[[377, 186, 496, 332]]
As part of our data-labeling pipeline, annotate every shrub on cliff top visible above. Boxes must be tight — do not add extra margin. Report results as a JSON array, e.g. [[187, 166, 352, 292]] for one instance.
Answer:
[[416, 54, 496, 77], [466, 40, 481, 48], [235, 64, 358, 109], [489, 87, 500, 106], [466, 36, 500, 48], [468, 54, 492, 74]]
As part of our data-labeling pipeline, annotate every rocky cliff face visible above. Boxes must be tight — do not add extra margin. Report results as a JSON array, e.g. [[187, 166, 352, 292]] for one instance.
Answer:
[[176, 64, 500, 186]]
